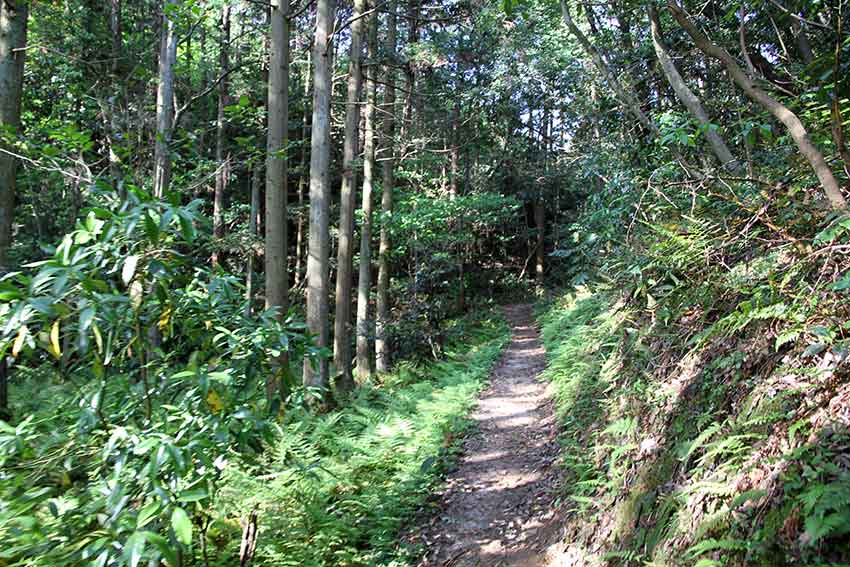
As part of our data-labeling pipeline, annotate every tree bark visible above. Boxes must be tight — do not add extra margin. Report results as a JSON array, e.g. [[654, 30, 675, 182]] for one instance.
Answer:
[[212, 3, 231, 267], [668, 1, 848, 210], [153, 0, 179, 198], [304, 0, 336, 394], [648, 6, 741, 173], [295, 47, 310, 288], [449, 101, 459, 197], [246, 163, 262, 317], [0, 0, 27, 274], [266, 0, 290, 401], [355, 8, 378, 380], [333, 0, 367, 394], [110, 0, 121, 74], [376, 0, 397, 374]]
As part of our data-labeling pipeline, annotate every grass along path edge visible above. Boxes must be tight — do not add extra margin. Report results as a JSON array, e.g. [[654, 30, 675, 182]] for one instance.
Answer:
[[212, 312, 511, 567]]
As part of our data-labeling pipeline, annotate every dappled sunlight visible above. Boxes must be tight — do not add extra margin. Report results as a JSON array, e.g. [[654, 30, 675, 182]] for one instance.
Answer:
[[409, 304, 566, 566]]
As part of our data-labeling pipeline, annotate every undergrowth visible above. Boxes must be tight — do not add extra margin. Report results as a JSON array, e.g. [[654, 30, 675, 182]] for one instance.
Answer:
[[207, 313, 510, 566], [538, 281, 850, 567]]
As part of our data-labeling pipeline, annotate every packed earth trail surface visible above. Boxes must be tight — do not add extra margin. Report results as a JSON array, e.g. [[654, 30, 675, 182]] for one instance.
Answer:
[[411, 304, 568, 566]]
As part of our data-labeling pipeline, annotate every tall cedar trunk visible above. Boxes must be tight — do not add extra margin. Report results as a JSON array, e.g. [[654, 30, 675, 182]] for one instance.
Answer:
[[535, 107, 546, 290], [295, 48, 310, 287], [333, 0, 367, 394], [355, 9, 378, 380], [107, 0, 123, 190], [400, 0, 418, 142], [245, 163, 261, 316], [0, 0, 27, 274], [376, 0, 397, 374], [110, 0, 121, 73], [667, 1, 848, 210], [266, 0, 290, 402], [0, 0, 27, 418], [212, 3, 231, 267], [648, 6, 741, 172], [450, 99, 463, 310], [153, 0, 179, 198], [304, 0, 336, 394], [449, 101, 459, 197], [829, 7, 850, 177]]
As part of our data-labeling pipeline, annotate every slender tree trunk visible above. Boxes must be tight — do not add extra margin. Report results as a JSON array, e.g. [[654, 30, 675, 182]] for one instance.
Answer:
[[400, 0, 419, 142], [295, 48, 310, 288], [648, 6, 741, 172], [355, 8, 378, 380], [110, 0, 121, 73], [333, 0, 367, 394], [153, 0, 179, 198], [668, 1, 848, 210], [376, 0, 397, 374], [106, 0, 124, 191], [0, 0, 26, 417], [266, 0, 290, 402], [829, 6, 850, 178], [449, 101, 459, 197], [212, 3, 231, 267], [0, 0, 27, 275], [246, 163, 262, 316], [304, 0, 336, 394]]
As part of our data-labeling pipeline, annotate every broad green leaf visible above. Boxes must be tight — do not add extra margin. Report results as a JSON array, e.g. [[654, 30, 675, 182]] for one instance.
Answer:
[[171, 507, 192, 546]]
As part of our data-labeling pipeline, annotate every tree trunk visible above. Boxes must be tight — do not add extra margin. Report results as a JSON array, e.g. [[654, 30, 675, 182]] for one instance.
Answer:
[[648, 6, 741, 173], [265, 0, 290, 401], [212, 3, 231, 267], [667, 1, 848, 210], [304, 0, 336, 394], [534, 198, 544, 288], [333, 0, 367, 394], [0, 0, 27, 274], [110, 0, 121, 74], [295, 48, 310, 288], [153, 0, 179, 198], [829, 8, 850, 178], [376, 0, 397, 374], [245, 163, 262, 317], [449, 101, 459, 197], [355, 8, 378, 380]]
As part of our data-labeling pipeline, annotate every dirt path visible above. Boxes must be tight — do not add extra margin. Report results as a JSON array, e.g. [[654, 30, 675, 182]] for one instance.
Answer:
[[410, 304, 567, 566]]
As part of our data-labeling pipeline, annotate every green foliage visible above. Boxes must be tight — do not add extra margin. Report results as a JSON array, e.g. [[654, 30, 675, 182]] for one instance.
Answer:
[[210, 315, 510, 566], [0, 192, 312, 567]]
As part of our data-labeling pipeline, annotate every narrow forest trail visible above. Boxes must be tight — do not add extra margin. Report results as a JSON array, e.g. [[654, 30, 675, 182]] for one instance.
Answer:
[[410, 304, 568, 566]]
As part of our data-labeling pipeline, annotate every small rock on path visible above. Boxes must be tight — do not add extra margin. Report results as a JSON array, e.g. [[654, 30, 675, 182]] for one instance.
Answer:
[[410, 304, 567, 566]]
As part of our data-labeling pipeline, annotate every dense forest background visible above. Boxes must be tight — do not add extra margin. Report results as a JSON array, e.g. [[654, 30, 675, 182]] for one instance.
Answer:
[[0, 0, 849, 565]]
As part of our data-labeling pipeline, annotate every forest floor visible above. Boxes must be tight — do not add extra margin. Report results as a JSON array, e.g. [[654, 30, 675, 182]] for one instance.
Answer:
[[407, 304, 570, 566]]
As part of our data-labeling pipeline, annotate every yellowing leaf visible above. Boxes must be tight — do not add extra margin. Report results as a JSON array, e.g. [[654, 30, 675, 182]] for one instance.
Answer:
[[49, 320, 62, 359], [129, 281, 143, 310], [206, 390, 223, 414], [92, 323, 103, 354], [11, 324, 28, 358], [158, 305, 172, 331]]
